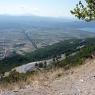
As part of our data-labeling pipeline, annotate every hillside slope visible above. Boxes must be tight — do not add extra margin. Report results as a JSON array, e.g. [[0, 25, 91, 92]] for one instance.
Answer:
[[1, 58, 95, 95]]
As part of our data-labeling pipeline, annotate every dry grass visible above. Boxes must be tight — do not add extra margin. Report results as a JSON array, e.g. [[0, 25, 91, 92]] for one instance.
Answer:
[[0, 58, 91, 91], [0, 68, 65, 91]]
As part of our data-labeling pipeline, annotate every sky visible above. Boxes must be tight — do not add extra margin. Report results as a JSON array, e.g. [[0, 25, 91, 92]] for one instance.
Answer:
[[0, 0, 85, 18]]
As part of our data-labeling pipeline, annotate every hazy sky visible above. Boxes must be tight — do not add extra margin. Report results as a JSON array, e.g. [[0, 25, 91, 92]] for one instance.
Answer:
[[0, 0, 85, 18]]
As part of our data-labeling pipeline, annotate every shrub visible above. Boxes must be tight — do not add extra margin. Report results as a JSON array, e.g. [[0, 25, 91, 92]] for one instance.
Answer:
[[38, 62, 44, 68]]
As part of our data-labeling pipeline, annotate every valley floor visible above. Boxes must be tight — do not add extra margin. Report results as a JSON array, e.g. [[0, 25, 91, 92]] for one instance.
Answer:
[[1, 58, 95, 95]]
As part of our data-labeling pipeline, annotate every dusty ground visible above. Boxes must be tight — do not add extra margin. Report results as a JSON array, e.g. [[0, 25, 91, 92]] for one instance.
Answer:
[[1, 59, 95, 95]]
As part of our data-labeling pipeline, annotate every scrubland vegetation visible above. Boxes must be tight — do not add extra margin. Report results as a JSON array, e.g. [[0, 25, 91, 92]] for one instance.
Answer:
[[0, 37, 95, 84]]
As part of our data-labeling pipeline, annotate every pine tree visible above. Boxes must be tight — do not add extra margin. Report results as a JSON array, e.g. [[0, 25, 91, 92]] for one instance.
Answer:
[[71, 0, 95, 21]]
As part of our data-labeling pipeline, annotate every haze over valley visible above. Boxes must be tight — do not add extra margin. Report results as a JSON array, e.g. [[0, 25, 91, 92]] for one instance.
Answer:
[[0, 16, 95, 59]]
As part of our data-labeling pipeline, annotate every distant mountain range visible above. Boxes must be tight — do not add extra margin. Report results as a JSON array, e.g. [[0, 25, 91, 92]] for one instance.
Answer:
[[0, 15, 94, 30]]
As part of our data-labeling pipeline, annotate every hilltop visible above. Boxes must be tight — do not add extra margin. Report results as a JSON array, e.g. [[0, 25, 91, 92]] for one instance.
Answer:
[[1, 57, 95, 95]]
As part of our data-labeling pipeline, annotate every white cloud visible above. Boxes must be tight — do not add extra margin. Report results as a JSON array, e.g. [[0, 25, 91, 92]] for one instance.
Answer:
[[0, 1, 74, 18], [0, 4, 36, 15]]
